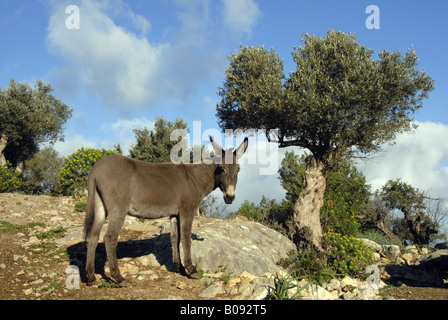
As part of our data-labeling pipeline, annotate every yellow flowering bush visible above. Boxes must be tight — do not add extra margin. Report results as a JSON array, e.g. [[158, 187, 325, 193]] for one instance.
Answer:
[[323, 232, 373, 278], [0, 161, 23, 193], [59, 147, 120, 196]]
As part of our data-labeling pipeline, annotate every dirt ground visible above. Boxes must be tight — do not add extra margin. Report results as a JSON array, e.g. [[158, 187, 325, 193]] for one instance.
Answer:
[[0, 193, 222, 300], [1, 193, 447, 300]]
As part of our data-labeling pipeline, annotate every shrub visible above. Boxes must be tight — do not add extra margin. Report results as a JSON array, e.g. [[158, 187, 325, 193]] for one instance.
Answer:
[[22, 146, 63, 194], [280, 245, 335, 285], [323, 232, 373, 279], [321, 192, 361, 236], [235, 200, 264, 221], [59, 147, 121, 196], [0, 161, 23, 193]]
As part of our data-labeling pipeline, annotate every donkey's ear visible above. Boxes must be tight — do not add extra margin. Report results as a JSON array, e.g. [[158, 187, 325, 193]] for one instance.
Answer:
[[234, 137, 249, 159], [209, 135, 224, 157]]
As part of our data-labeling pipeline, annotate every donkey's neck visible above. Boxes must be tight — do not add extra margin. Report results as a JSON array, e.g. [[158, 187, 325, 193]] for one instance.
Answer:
[[182, 162, 218, 198]]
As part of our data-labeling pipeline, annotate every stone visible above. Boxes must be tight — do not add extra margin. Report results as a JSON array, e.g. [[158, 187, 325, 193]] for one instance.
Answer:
[[381, 245, 401, 262], [323, 278, 341, 292], [401, 253, 414, 265], [360, 238, 382, 251], [340, 276, 360, 288], [405, 245, 419, 255], [199, 284, 225, 299], [164, 217, 297, 276], [300, 284, 339, 300]]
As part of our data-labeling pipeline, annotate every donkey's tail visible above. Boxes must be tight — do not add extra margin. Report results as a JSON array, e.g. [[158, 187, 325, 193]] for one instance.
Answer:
[[83, 176, 97, 241]]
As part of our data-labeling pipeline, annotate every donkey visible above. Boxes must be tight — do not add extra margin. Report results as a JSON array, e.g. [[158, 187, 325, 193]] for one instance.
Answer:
[[83, 136, 248, 286]]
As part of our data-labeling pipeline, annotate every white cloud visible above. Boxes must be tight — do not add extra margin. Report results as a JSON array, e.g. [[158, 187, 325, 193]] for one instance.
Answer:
[[222, 0, 262, 36], [356, 121, 448, 199], [51, 134, 97, 157], [100, 117, 155, 154], [46, 0, 263, 110], [46, 0, 169, 108]]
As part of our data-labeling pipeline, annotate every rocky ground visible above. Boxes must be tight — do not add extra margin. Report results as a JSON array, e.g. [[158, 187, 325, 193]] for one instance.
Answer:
[[0, 193, 447, 300]]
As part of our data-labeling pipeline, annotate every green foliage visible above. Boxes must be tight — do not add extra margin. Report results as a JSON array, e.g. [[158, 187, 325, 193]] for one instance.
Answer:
[[378, 179, 439, 245], [217, 30, 434, 159], [278, 151, 305, 210], [270, 273, 311, 300], [0, 161, 23, 193], [129, 116, 188, 163], [281, 246, 335, 285], [323, 232, 373, 278], [0, 221, 45, 232], [218, 31, 433, 248], [22, 146, 64, 194], [74, 201, 87, 212], [321, 192, 360, 236], [0, 79, 72, 166], [59, 147, 121, 196], [278, 151, 369, 236], [36, 227, 68, 240], [235, 200, 264, 221]]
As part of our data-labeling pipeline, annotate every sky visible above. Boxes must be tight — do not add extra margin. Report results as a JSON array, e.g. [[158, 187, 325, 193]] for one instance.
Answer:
[[1, 0, 447, 223]]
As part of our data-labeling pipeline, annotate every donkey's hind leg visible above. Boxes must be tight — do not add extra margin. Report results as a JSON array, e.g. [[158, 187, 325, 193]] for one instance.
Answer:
[[85, 190, 106, 285], [104, 210, 127, 286]]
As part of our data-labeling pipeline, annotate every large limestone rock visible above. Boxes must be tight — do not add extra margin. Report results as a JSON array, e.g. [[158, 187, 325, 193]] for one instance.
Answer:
[[63, 216, 297, 277], [160, 217, 297, 276]]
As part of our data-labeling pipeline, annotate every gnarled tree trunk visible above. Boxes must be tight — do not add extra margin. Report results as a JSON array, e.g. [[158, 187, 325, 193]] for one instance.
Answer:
[[293, 155, 327, 250], [0, 134, 7, 166]]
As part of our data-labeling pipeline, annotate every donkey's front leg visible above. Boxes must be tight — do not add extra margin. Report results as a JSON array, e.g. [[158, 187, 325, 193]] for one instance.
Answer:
[[179, 211, 199, 279]]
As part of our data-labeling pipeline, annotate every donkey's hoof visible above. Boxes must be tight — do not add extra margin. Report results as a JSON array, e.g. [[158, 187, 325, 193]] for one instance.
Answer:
[[118, 280, 130, 287], [86, 277, 97, 286], [188, 272, 200, 280]]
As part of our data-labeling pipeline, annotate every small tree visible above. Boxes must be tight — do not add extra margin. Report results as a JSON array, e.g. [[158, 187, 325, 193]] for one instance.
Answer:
[[129, 117, 188, 163], [22, 146, 64, 194], [217, 30, 434, 248], [379, 179, 441, 245]]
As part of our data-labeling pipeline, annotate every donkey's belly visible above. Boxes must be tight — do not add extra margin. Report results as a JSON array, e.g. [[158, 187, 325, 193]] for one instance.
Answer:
[[127, 199, 177, 219]]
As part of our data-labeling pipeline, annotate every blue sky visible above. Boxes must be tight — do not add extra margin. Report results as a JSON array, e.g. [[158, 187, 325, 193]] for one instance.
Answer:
[[1, 0, 448, 219]]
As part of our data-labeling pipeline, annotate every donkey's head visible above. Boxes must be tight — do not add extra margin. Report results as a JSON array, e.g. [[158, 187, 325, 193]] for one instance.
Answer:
[[210, 136, 248, 204]]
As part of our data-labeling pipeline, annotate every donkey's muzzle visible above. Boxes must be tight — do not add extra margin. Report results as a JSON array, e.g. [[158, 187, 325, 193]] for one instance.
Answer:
[[224, 194, 235, 204], [223, 185, 235, 204]]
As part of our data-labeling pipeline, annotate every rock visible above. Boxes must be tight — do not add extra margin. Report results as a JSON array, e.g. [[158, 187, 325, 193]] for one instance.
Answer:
[[23, 288, 33, 296], [360, 238, 382, 251], [340, 276, 360, 288], [163, 295, 184, 300], [401, 253, 414, 265], [249, 282, 274, 300], [381, 245, 401, 262], [299, 284, 339, 300], [323, 278, 341, 292], [238, 271, 257, 284], [199, 284, 225, 299], [405, 245, 419, 255], [372, 252, 381, 261], [162, 217, 297, 276]]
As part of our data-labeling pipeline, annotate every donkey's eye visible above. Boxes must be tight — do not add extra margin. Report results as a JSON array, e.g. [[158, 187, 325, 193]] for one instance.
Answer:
[[216, 166, 226, 174]]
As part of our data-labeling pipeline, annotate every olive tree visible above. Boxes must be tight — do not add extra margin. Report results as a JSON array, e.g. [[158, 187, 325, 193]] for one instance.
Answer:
[[0, 79, 72, 170], [216, 30, 434, 248]]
